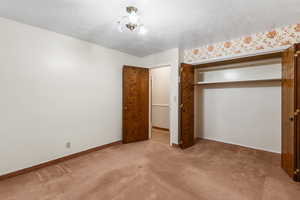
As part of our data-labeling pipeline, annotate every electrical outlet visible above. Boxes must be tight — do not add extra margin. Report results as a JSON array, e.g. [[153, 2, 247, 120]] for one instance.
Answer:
[[66, 142, 71, 149]]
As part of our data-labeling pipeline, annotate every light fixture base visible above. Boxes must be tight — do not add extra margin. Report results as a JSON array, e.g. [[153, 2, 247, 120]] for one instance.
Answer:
[[126, 6, 138, 14], [126, 23, 137, 31], [118, 6, 146, 34]]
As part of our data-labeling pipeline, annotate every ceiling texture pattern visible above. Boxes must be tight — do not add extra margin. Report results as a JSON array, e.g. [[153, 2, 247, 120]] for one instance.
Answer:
[[0, 0, 299, 57]]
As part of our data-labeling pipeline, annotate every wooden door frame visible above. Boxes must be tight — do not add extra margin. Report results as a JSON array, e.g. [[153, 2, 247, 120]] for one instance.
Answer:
[[122, 64, 173, 146], [148, 69, 152, 140], [179, 52, 283, 145]]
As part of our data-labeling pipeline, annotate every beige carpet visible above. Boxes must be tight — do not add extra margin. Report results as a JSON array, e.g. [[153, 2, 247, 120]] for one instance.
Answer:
[[0, 139, 300, 200]]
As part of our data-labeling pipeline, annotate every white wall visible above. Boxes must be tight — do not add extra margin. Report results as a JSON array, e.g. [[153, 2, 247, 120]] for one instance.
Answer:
[[195, 60, 282, 153], [1, 15, 282, 177], [140, 49, 180, 144], [0, 18, 141, 175], [151, 67, 171, 129]]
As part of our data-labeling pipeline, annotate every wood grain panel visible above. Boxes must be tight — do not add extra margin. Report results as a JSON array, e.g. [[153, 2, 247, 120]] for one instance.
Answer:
[[123, 66, 149, 143], [295, 43, 300, 181], [282, 45, 297, 180], [180, 63, 195, 149]]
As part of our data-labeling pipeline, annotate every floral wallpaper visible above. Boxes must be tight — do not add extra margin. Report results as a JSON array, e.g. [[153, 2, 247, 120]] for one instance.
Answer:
[[184, 24, 300, 63]]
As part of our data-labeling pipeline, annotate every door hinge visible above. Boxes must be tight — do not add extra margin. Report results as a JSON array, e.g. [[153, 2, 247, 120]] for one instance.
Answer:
[[294, 109, 300, 116], [180, 104, 184, 109], [294, 169, 300, 175]]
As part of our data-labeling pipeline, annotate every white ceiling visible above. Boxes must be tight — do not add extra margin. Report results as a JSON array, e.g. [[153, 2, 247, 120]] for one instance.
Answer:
[[0, 0, 299, 57]]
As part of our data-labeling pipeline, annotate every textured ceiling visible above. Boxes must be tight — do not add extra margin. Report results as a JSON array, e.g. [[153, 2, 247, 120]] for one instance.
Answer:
[[0, 0, 299, 57]]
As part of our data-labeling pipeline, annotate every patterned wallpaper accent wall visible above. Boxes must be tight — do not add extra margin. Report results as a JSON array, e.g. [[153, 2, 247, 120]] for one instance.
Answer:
[[184, 24, 300, 63]]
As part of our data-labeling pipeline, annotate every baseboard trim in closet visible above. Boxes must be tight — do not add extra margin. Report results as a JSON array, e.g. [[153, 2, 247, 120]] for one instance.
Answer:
[[152, 126, 169, 132], [172, 143, 180, 148], [0, 140, 122, 181]]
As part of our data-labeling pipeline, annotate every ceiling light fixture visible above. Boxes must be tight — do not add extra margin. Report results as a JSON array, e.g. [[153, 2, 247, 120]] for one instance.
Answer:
[[117, 6, 147, 34]]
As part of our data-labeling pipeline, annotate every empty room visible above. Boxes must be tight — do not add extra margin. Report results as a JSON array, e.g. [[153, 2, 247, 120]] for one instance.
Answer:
[[0, 0, 300, 200]]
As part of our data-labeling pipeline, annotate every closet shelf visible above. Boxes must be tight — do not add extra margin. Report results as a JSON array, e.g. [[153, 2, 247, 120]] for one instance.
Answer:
[[195, 78, 281, 85]]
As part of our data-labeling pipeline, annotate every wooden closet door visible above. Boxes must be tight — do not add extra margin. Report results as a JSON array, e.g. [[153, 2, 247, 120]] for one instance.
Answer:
[[295, 43, 300, 181], [123, 66, 149, 144], [180, 63, 195, 149], [282, 44, 300, 181]]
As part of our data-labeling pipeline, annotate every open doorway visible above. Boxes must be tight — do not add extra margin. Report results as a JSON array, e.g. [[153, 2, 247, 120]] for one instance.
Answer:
[[149, 66, 171, 145]]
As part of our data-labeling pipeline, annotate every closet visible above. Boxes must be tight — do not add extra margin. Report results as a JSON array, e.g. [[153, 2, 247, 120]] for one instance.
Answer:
[[195, 57, 281, 153], [179, 44, 300, 181]]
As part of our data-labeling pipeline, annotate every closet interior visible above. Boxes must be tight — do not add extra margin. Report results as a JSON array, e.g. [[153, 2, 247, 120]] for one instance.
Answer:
[[194, 56, 282, 153], [179, 45, 300, 181]]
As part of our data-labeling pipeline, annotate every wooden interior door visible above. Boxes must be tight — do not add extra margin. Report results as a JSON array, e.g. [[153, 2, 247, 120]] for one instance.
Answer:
[[282, 44, 300, 181], [180, 63, 195, 149], [297, 44, 300, 182], [123, 66, 149, 143]]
